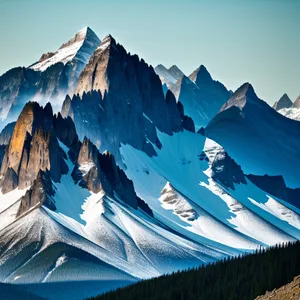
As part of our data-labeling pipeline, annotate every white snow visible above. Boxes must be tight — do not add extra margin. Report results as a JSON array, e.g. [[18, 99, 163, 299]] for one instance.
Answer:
[[30, 27, 89, 72]]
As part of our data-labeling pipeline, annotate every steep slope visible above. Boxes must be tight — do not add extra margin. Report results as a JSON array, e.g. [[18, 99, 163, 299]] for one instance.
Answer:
[[170, 65, 230, 130], [0, 121, 15, 145], [62, 35, 193, 162], [0, 27, 100, 127], [120, 130, 300, 251], [272, 93, 293, 111], [205, 83, 300, 188]]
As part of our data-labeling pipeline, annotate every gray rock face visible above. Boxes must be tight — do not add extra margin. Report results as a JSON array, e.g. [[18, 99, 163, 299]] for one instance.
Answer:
[[0, 27, 100, 127], [17, 170, 55, 217], [0, 102, 68, 193], [0, 122, 15, 145], [63, 35, 186, 162], [273, 93, 293, 111], [171, 66, 230, 130]]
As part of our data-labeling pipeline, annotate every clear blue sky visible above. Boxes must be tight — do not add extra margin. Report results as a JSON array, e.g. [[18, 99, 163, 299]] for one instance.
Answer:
[[1, 0, 299, 104]]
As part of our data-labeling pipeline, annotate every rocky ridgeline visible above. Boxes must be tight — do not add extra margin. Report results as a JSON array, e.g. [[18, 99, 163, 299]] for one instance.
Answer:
[[0, 101, 152, 217], [62, 35, 194, 162]]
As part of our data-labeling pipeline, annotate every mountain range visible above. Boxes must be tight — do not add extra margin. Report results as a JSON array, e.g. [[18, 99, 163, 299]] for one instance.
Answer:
[[0, 27, 299, 300]]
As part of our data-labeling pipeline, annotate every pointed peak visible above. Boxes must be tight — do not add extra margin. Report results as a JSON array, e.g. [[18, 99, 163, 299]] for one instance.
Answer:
[[220, 82, 258, 112], [189, 65, 212, 85], [30, 26, 100, 72], [273, 93, 293, 111], [97, 34, 116, 51], [155, 64, 168, 71], [292, 95, 300, 108], [168, 65, 184, 80]]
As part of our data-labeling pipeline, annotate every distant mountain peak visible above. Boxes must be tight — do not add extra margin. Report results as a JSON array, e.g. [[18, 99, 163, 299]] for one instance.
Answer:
[[220, 82, 258, 112], [189, 65, 212, 85], [168, 65, 184, 80], [96, 34, 116, 52], [30, 26, 100, 72], [292, 95, 300, 108], [273, 93, 293, 111]]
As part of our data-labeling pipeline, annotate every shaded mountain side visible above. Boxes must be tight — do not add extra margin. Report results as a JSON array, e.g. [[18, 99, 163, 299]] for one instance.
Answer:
[[170, 65, 230, 130], [273, 94, 293, 111], [205, 83, 300, 189], [91, 241, 300, 300], [247, 174, 300, 209], [0, 121, 15, 145], [256, 275, 300, 300], [0, 282, 46, 300]]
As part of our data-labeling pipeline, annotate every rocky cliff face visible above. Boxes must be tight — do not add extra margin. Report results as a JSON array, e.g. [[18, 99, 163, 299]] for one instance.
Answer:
[[171, 65, 230, 130], [17, 170, 56, 217], [0, 102, 68, 193], [0, 27, 100, 127], [72, 137, 152, 213], [0, 100, 153, 217], [62, 35, 191, 162]]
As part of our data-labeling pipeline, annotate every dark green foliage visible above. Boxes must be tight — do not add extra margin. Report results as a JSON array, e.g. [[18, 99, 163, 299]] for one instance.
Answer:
[[90, 241, 300, 300]]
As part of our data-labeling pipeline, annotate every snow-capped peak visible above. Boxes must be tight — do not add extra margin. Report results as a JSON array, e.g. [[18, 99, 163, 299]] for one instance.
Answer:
[[30, 26, 100, 72]]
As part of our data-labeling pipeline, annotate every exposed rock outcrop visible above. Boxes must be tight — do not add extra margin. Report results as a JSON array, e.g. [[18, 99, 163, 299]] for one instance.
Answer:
[[17, 170, 55, 217], [211, 148, 246, 190], [0, 102, 68, 193]]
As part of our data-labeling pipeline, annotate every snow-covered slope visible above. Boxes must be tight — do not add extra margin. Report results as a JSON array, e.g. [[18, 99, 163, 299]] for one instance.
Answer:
[[30, 26, 100, 72], [120, 130, 299, 250], [278, 107, 300, 121]]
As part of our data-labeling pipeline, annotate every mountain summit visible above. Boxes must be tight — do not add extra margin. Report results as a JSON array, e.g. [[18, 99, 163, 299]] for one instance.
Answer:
[[273, 93, 293, 111], [30, 26, 100, 72]]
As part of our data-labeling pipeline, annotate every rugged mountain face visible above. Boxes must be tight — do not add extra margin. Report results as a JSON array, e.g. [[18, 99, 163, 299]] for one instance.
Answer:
[[0, 121, 15, 145], [170, 65, 230, 130], [62, 35, 192, 162], [154, 64, 184, 88], [273, 93, 293, 111], [0, 102, 68, 193], [0, 27, 100, 127], [205, 83, 300, 188]]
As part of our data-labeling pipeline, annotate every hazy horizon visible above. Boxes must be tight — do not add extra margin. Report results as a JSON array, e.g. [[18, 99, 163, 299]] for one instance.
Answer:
[[1, 0, 299, 104]]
